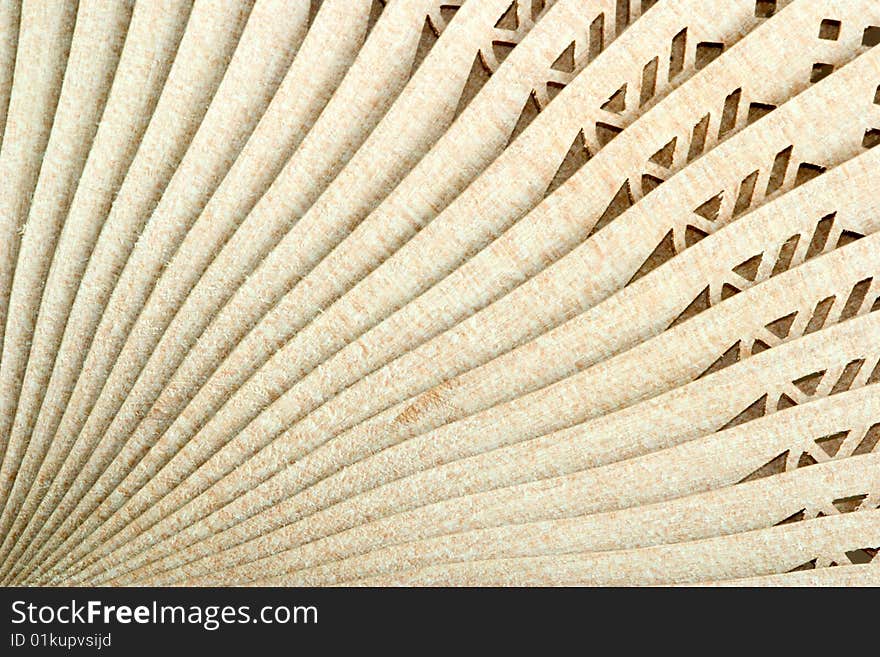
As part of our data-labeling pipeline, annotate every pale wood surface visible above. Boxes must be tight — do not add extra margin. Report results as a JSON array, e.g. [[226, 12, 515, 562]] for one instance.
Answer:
[[0, 0, 877, 586]]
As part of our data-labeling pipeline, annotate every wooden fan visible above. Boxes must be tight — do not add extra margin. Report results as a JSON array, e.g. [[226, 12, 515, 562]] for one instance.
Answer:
[[0, 0, 877, 586]]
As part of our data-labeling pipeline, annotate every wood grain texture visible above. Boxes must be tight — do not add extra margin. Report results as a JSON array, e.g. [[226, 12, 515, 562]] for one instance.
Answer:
[[0, 0, 877, 586]]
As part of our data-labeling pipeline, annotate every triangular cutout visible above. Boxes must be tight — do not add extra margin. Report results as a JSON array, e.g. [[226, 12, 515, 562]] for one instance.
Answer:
[[776, 509, 806, 525], [792, 370, 824, 395], [776, 393, 797, 410], [551, 41, 576, 73], [695, 42, 724, 69], [836, 230, 864, 248], [590, 180, 633, 238], [495, 2, 518, 30], [628, 229, 675, 285], [765, 312, 797, 339], [699, 341, 741, 378], [545, 130, 590, 196], [641, 173, 663, 196], [648, 137, 677, 168], [795, 162, 826, 187], [723, 394, 769, 431], [693, 192, 723, 221], [797, 452, 818, 468], [815, 432, 850, 458], [545, 81, 565, 103], [732, 253, 762, 282], [846, 548, 878, 564], [411, 18, 440, 76], [492, 41, 516, 65], [740, 450, 787, 482], [669, 285, 710, 329], [595, 121, 623, 146], [600, 84, 627, 114], [752, 339, 772, 355], [789, 559, 818, 572], [440, 5, 459, 25], [747, 102, 776, 125], [720, 282, 739, 299], [507, 92, 540, 145], [454, 54, 492, 119], [685, 224, 709, 248], [832, 494, 867, 513]]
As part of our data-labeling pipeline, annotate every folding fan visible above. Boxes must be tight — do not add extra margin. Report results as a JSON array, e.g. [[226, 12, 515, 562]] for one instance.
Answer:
[[0, 0, 877, 586]]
